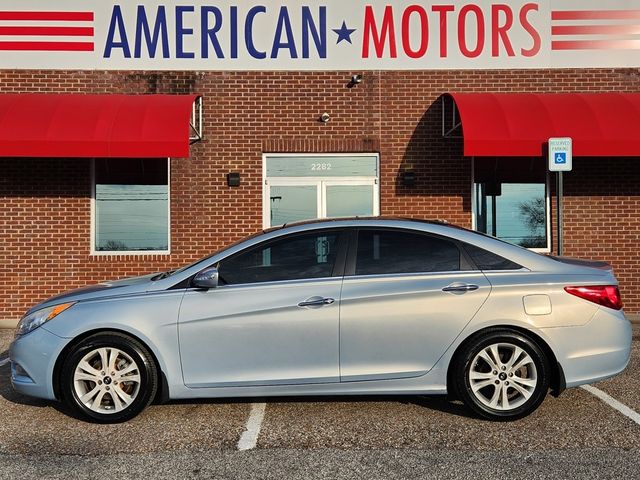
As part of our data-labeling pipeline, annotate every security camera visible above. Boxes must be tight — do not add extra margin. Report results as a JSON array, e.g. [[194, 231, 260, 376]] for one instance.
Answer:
[[348, 74, 363, 88], [320, 112, 330, 123]]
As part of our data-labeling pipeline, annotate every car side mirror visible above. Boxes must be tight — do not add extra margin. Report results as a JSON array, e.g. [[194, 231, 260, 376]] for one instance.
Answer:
[[192, 267, 219, 289]]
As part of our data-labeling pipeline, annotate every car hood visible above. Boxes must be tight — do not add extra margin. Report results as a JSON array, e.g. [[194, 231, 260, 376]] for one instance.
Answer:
[[24, 272, 164, 315]]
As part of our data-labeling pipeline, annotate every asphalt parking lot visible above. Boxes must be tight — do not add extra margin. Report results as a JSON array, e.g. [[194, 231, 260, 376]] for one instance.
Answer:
[[1, 326, 639, 480]]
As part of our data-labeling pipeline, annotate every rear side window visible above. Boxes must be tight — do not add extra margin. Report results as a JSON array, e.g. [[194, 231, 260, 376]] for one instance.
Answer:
[[355, 230, 460, 275], [463, 243, 522, 271]]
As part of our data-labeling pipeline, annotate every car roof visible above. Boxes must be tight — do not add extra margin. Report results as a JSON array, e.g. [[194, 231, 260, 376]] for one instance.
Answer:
[[165, 216, 610, 285], [262, 216, 450, 234]]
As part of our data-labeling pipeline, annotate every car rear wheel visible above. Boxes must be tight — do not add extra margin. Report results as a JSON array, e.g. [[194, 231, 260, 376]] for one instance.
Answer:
[[60, 332, 158, 423], [453, 330, 551, 421]]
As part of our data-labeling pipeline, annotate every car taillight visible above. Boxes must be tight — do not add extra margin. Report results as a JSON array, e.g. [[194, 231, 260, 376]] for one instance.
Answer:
[[564, 285, 622, 310]]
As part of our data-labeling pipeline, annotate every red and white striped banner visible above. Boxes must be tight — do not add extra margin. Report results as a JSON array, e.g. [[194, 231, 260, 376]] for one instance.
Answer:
[[0, 10, 93, 52], [552, 9, 640, 51]]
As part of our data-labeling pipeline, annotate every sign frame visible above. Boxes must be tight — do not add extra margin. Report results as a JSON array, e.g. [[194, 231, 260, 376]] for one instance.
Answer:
[[1, 1, 640, 71], [548, 137, 573, 172]]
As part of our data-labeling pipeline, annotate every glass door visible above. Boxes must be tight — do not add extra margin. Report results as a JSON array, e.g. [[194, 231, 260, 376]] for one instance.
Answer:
[[264, 154, 380, 228], [267, 182, 320, 227], [324, 181, 376, 218]]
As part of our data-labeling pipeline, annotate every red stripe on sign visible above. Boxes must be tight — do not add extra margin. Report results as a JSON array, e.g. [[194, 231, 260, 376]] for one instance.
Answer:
[[0, 26, 94, 36], [552, 24, 640, 35], [0, 41, 94, 51], [552, 39, 640, 50], [0, 11, 93, 21], [552, 10, 640, 21]]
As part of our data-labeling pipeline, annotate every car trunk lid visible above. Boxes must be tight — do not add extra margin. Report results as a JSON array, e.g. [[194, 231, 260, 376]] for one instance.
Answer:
[[548, 256, 613, 272]]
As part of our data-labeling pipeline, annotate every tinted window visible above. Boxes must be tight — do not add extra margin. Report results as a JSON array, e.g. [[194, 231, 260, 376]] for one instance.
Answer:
[[94, 159, 168, 252], [218, 232, 340, 285], [355, 230, 460, 275], [463, 243, 522, 270], [474, 157, 548, 249]]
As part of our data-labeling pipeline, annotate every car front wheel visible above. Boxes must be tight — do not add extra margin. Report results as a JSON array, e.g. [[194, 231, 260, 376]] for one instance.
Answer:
[[453, 329, 551, 421], [60, 332, 158, 423]]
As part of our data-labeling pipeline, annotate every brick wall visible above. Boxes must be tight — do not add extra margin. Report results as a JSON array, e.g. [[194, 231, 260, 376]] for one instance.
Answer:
[[558, 158, 640, 316], [1, 68, 639, 322]]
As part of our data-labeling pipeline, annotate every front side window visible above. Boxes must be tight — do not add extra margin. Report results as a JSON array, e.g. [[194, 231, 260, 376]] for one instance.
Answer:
[[473, 158, 549, 250], [355, 230, 461, 275], [218, 231, 340, 285], [94, 159, 169, 253]]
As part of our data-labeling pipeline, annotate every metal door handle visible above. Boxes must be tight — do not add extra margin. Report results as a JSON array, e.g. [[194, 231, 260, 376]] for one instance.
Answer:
[[442, 284, 479, 293], [298, 297, 335, 307]]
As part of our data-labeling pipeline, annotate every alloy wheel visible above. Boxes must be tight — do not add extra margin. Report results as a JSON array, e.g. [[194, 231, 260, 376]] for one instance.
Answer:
[[73, 347, 141, 414], [467, 342, 538, 411]]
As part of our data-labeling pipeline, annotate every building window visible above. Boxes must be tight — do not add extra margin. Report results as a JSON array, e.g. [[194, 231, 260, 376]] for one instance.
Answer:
[[93, 159, 169, 253], [263, 154, 380, 228], [472, 158, 549, 251]]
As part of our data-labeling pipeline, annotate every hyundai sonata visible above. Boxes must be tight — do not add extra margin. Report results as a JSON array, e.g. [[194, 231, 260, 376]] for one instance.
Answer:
[[10, 218, 632, 422]]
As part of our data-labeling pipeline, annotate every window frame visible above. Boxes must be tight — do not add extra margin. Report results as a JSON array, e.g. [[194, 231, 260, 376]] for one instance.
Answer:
[[90, 158, 171, 256], [470, 157, 551, 253], [211, 228, 350, 287], [345, 227, 477, 277]]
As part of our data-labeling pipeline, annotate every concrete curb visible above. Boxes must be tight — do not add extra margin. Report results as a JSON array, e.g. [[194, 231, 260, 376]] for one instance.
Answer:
[[0, 319, 16, 330]]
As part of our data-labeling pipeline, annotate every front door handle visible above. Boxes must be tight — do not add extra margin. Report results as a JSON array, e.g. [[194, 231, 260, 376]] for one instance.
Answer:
[[298, 296, 335, 308], [442, 283, 479, 293]]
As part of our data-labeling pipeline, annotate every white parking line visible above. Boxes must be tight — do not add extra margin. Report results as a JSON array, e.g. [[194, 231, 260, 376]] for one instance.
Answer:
[[581, 385, 640, 426], [237, 402, 266, 451], [0, 358, 9, 367]]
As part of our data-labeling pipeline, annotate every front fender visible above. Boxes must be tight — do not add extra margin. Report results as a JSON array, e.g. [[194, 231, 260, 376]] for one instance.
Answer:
[[43, 290, 185, 398]]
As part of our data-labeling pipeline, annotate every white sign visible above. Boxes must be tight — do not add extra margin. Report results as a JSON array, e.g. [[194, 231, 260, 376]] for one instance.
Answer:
[[548, 138, 573, 172], [0, 0, 639, 71]]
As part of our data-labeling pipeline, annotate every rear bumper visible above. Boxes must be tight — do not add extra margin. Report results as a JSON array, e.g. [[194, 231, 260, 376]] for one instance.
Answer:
[[542, 308, 632, 388]]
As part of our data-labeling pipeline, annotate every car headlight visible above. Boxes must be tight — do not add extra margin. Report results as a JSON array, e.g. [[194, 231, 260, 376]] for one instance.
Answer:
[[15, 302, 75, 337]]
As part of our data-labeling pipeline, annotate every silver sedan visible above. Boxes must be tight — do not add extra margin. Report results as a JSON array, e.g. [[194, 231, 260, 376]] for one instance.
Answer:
[[10, 218, 632, 422]]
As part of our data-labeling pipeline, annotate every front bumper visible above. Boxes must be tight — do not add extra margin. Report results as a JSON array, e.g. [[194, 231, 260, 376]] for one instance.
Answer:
[[542, 307, 632, 388], [9, 326, 68, 401]]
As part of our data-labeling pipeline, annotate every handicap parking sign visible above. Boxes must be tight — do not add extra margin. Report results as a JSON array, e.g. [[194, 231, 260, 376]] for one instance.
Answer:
[[548, 138, 572, 171]]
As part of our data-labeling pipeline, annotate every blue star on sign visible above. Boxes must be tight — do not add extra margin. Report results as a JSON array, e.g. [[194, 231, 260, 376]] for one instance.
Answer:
[[333, 21, 356, 44]]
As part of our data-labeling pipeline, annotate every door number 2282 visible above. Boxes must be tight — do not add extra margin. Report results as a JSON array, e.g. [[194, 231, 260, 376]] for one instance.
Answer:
[[311, 163, 332, 171]]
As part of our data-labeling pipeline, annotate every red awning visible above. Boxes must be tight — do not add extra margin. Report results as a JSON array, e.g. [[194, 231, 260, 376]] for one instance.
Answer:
[[0, 94, 200, 158], [447, 93, 640, 157]]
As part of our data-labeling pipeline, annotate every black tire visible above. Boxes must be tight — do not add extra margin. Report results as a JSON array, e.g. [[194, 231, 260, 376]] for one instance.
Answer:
[[452, 329, 551, 421], [60, 332, 158, 423]]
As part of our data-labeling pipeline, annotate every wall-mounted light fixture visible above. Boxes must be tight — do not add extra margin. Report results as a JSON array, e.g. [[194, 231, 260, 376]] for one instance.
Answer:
[[319, 112, 331, 123], [227, 172, 241, 187], [401, 170, 416, 187]]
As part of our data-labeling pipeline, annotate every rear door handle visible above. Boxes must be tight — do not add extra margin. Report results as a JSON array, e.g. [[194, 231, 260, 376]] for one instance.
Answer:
[[298, 296, 335, 308], [442, 283, 479, 293]]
